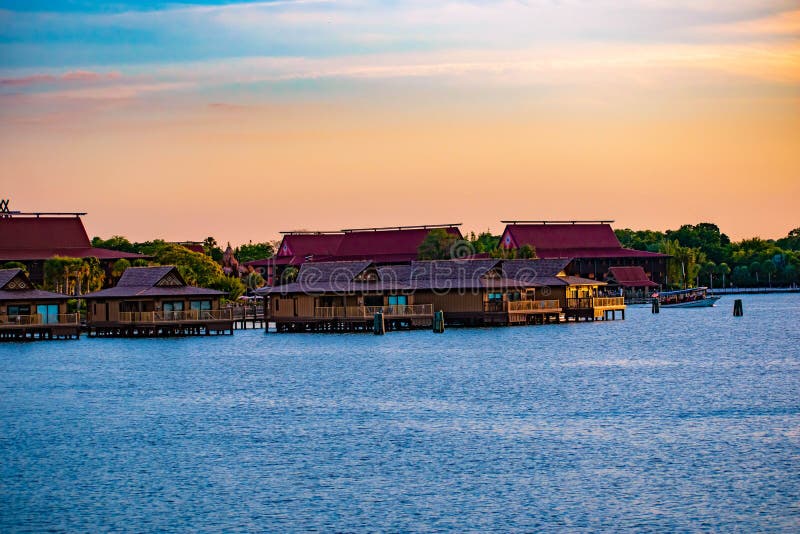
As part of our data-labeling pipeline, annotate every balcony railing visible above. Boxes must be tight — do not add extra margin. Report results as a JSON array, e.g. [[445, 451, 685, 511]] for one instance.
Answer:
[[507, 299, 561, 312], [593, 297, 626, 308], [0, 313, 80, 327], [565, 297, 625, 309], [314, 304, 433, 318], [117, 309, 233, 323]]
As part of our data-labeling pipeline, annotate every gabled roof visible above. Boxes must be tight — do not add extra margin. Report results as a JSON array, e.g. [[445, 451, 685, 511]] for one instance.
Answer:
[[296, 261, 374, 285], [276, 233, 344, 260], [83, 266, 224, 299], [502, 223, 667, 259], [0, 268, 70, 301], [262, 225, 464, 268], [607, 266, 659, 287], [0, 216, 145, 261]]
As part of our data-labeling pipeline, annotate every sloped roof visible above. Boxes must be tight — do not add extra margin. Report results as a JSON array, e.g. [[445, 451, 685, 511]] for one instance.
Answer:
[[116, 266, 177, 287], [608, 266, 659, 287], [277, 233, 344, 259], [0, 216, 145, 261], [0, 268, 70, 301], [503, 223, 667, 259], [335, 227, 463, 260], [83, 266, 224, 299], [260, 258, 603, 295]]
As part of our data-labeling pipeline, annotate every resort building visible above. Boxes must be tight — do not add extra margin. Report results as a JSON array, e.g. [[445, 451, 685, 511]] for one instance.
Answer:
[[499, 220, 668, 285], [258, 258, 624, 332], [605, 266, 660, 302], [82, 266, 233, 337], [0, 211, 145, 285], [0, 268, 79, 340], [246, 224, 463, 285]]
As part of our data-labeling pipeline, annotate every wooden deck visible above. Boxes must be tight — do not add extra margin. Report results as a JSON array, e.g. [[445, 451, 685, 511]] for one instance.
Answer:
[[0, 313, 81, 341], [272, 304, 434, 333], [87, 309, 234, 337]]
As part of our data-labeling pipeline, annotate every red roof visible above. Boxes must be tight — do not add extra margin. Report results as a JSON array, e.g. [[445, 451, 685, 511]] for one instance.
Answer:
[[0, 216, 145, 261], [265, 226, 464, 266], [608, 266, 659, 287], [276, 233, 344, 260], [502, 223, 667, 259]]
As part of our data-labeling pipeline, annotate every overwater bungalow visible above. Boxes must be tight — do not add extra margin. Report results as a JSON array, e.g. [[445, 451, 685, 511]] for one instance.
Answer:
[[258, 258, 624, 332], [606, 266, 660, 303], [82, 266, 233, 337], [0, 268, 79, 340]]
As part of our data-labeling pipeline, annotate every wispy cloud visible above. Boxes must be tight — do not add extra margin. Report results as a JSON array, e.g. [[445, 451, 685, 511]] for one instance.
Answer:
[[0, 70, 120, 87]]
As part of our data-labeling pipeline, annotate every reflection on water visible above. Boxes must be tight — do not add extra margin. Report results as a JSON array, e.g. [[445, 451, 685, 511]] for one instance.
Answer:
[[1, 294, 799, 531]]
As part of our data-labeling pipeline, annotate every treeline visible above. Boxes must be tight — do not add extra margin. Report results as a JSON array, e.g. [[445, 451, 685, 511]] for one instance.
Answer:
[[84, 235, 278, 299], [615, 223, 800, 288]]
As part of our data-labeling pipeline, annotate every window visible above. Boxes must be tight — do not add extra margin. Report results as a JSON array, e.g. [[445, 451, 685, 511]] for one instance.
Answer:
[[387, 295, 408, 306], [7, 305, 30, 317], [488, 293, 503, 301], [163, 301, 184, 312], [190, 300, 212, 311]]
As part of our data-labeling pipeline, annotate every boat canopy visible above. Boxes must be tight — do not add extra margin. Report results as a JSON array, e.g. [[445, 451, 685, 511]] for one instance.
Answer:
[[656, 287, 708, 297]]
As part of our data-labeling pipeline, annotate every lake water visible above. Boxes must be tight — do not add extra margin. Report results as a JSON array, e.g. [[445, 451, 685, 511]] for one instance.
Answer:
[[2, 294, 799, 532]]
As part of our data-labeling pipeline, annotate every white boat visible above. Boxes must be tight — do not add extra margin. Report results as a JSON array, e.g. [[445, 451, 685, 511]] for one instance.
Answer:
[[653, 287, 720, 308]]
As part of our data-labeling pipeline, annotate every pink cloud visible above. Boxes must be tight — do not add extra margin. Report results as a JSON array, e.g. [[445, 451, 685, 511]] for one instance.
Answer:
[[0, 70, 121, 88]]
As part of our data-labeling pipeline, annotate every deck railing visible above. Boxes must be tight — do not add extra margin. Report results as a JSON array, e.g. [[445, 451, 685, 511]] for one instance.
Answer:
[[117, 309, 233, 323], [507, 299, 561, 312], [566, 297, 625, 309], [0, 313, 80, 327], [314, 304, 433, 318], [593, 297, 625, 308]]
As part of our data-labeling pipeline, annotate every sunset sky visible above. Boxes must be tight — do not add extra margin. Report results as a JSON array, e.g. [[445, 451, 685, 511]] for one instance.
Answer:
[[1, 1, 798, 245]]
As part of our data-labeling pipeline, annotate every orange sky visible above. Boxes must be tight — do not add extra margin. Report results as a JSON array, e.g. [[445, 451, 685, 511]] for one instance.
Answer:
[[1, 2, 798, 244]]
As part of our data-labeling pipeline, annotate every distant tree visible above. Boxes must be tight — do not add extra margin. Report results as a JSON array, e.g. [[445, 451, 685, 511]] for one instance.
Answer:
[[731, 265, 752, 287], [1, 261, 28, 273], [91, 235, 137, 253], [235, 242, 275, 263], [210, 275, 246, 301], [468, 231, 500, 254], [700, 261, 716, 288], [776, 227, 800, 251], [242, 271, 266, 291], [761, 259, 777, 287], [203, 237, 224, 262], [43, 256, 102, 295], [281, 266, 299, 284], [517, 244, 536, 259], [111, 258, 131, 279], [132, 259, 150, 267], [418, 229, 459, 260], [716, 262, 731, 288]]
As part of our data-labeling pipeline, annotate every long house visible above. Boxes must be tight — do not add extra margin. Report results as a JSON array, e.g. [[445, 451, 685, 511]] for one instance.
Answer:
[[82, 266, 233, 337], [0, 268, 80, 340], [258, 258, 624, 332]]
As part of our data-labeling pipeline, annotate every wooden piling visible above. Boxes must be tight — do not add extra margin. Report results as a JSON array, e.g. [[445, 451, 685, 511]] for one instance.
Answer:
[[373, 312, 385, 335], [433, 310, 445, 333], [651, 298, 660, 314], [733, 299, 743, 316]]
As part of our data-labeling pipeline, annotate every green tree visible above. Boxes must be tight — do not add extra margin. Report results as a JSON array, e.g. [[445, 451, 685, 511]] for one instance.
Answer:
[[281, 266, 299, 284], [43, 257, 101, 295], [732, 265, 752, 287], [468, 231, 500, 254], [203, 237, 224, 262], [761, 259, 777, 287], [111, 258, 131, 279], [716, 262, 731, 288], [91, 235, 137, 253], [776, 227, 800, 251], [235, 242, 275, 263], [700, 261, 716, 288], [418, 229, 459, 260], [242, 271, 266, 290], [1, 261, 28, 273], [210, 276, 246, 301], [517, 244, 536, 259]]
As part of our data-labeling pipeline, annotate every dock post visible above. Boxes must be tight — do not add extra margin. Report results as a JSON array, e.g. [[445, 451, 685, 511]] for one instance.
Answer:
[[733, 299, 743, 317], [651, 298, 660, 314], [433, 310, 445, 333], [373, 312, 385, 335]]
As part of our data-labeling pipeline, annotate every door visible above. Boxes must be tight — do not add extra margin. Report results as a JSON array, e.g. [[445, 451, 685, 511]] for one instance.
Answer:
[[37, 304, 59, 324]]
